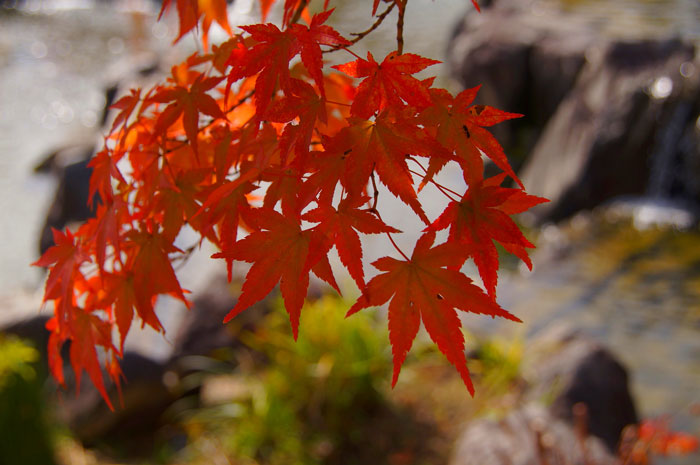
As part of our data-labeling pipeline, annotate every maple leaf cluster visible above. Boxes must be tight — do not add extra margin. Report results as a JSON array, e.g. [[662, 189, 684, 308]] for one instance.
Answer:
[[33, 0, 547, 406]]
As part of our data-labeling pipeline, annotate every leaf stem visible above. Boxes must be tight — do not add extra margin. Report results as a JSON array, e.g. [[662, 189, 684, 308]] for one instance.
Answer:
[[386, 231, 410, 261], [407, 157, 462, 200], [324, 99, 351, 107], [368, 169, 410, 261], [224, 90, 255, 114]]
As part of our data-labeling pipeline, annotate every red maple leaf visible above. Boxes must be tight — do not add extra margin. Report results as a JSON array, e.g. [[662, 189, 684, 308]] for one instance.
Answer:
[[304, 194, 400, 290], [290, 10, 351, 97], [80, 198, 127, 271], [196, 179, 257, 279], [121, 229, 190, 328], [32, 228, 88, 303], [230, 23, 296, 116], [68, 310, 116, 410], [429, 174, 548, 297], [159, 0, 199, 44], [419, 86, 523, 187], [259, 0, 275, 21], [333, 51, 439, 118], [152, 74, 225, 153], [265, 78, 327, 161], [88, 147, 126, 205], [212, 209, 331, 338], [232, 12, 348, 116], [348, 232, 520, 394], [159, 0, 232, 47], [108, 88, 141, 135], [199, 0, 233, 50], [324, 114, 444, 224]]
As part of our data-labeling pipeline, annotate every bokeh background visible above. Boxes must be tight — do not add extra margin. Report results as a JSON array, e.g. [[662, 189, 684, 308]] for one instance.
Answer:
[[0, 0, 699, 464]]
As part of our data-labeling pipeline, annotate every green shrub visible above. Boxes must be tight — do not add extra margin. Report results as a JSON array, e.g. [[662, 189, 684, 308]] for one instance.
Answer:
[[182, 295, 438, 465], [0, 334, 57, 465]]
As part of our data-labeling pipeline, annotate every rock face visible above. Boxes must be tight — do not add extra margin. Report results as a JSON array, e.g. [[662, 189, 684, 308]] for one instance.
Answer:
[[521, 39, 699, 223], [450, 404, 618, 465], [450, 331, 637, 465], [38, 158, 96, 255], [526, 328, 638, 452], [448, 0, 700, 224], [56, 351, 175, 449], [169, 273, 270, 368]]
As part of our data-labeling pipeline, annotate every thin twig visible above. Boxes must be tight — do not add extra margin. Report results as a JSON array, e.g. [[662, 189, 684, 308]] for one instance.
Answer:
[[396, 0, 406, 55], [370, 169, 379, 211], [386, 230, 410, 261], [290, 0, 310, 25], [326, 2, 396, 53]]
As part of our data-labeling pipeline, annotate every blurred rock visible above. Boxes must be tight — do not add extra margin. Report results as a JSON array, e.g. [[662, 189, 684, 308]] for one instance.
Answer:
[[448, 0, 700, 223], [451, 327, 637, 465], [38, 158, 97, 255], [450, 404, 617, 465], [169, 273, 270, 366], [0, 313, 52, 360], [525, 326, 638, 452], [56, 351, 176, 450], [521, 38, 699, 223], [448, 0, 593, 165]]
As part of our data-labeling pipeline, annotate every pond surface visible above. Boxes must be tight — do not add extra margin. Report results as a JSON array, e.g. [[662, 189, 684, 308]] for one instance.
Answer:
[[494, 211, 700, 454]]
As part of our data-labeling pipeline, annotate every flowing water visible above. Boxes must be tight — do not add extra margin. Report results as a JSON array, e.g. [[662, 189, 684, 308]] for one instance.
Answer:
[[0, 0, 699, 460]]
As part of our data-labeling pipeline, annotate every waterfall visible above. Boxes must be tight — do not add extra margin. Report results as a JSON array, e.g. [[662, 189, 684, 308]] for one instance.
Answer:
[[646, 97, 693, 198]]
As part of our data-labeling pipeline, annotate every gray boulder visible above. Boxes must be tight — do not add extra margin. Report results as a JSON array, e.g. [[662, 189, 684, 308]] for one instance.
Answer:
[[525, 327, 638, 452], [448, 0, 700, 223], [451, 329, 637, 465], [450, 404, 618, 465], [520, 38, 699, 223]]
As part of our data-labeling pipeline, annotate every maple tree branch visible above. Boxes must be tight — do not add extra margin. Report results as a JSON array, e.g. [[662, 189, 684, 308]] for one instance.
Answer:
[[224, 90, 255, 114], [290, 0, 310, 25], [173, 242, 199, 271], [326, 2, 396, 53], [397, 0, 406, 55], [370, 169, 379, 211]]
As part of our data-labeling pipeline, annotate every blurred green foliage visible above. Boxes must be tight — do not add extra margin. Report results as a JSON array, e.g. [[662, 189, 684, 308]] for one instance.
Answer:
[[471, 337, 523, 399], [181, 295, 435, 465], [0, 334, 57, 465]]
